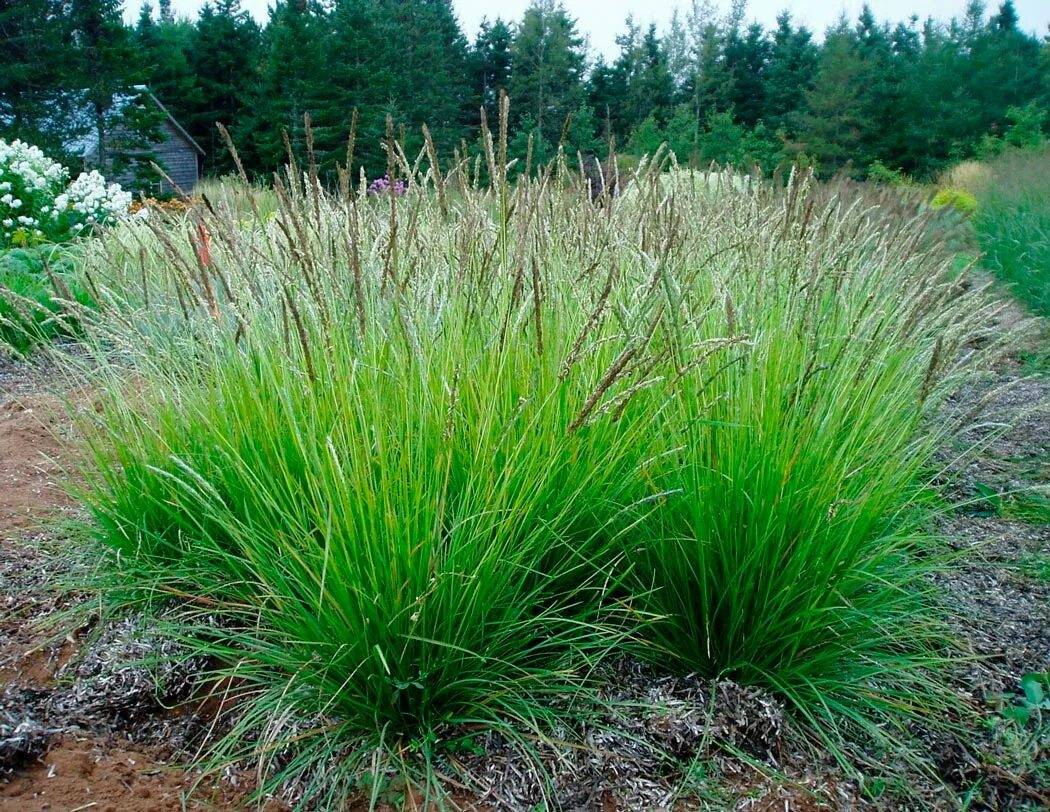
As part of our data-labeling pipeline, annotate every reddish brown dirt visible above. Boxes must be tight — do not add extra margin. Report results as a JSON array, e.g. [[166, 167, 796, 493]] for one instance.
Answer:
[[0, 367, 257, 811], [2, 735, 219, 811], [0, 390, 77, 691], [0, 395, 69, 538]]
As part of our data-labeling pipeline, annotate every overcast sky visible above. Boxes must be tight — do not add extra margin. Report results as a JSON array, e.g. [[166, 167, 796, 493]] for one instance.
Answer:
[[126, 0, 1050, 59]]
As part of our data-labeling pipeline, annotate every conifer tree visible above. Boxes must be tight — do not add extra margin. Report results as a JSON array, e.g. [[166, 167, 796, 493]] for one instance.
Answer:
[[0, 0, 79, 158], [763, 13, 818, 134], [190, 0, 261, 173], [247, 0, 322, 171], [509, 0, 587, 148], [67, 0, 169, 187], [470, 17, 514, 127], [135, 2, 198, 125]]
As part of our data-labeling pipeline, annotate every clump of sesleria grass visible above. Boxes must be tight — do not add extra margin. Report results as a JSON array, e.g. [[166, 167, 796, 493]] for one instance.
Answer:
[[65, 109, 1016, 807]]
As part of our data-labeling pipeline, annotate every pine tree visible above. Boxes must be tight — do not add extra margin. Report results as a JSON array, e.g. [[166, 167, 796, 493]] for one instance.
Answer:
[[680, 10, 731, 140], [664, 8, 691, 92], [605, 18, 674, 144], [509, 0, 587, 149], [190, 0, 261, 174], [850, 5, 901, 167], [637, 25, 675, 125], [953, 0, 1041, 152], [606, 17, 641, 141], [586, 57, 617, 142], [378, 0, 471, 159], [312, 0, 393, 175]]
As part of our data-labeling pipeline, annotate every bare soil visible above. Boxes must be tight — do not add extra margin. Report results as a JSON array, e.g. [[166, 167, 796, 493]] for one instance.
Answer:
[[0, 355, 283, 811], [0, 348, 1047, 811]]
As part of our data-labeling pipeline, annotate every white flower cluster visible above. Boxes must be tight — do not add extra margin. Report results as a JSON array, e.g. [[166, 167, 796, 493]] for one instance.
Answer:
[[0, 138, 134, 246], [57, 170, 134, 234], [0, 139, 67, 190], [0, 139, 68, 244]]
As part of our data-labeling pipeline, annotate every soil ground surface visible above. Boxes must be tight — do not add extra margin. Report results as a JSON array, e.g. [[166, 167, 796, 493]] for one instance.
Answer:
[[0, 346, 1047, 811]]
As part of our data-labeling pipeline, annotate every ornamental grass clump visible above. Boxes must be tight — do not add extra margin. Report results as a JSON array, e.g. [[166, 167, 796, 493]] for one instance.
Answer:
[[68, 120, 1015, 804], [72, 127, 678, 805], [968, 146, 1050, 316], [618, 181, 1014, 763]]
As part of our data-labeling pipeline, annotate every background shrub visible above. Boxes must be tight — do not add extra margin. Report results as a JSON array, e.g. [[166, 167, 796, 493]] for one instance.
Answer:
[[0, 245, 90, 353], [931, 187, 978, 216]]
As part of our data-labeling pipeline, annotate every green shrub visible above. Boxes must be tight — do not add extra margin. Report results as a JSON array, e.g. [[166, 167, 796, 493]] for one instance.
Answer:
[[0, 245, 90, 352], [931, 186, 978, 216], [868, 160, 914, 187]]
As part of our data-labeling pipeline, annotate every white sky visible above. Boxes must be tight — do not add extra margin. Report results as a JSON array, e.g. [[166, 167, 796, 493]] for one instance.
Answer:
[[126, 1, 1050, 59]]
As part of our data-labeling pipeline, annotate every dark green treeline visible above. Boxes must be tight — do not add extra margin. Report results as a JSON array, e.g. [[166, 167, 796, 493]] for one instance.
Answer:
[[2, 0, 1048, 183]]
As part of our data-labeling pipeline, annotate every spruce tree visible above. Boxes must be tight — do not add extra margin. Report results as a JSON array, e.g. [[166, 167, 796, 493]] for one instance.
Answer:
[[189, 0, 261, 174], [135, 2, 198, 124], [763, 13, 818, 134], [470, 17, 514, 127], [723, 22, 770, 127], [313, 0, 393, 176], [377, 0, 471, 160], [509, 0, 587, 148], [798, 19, 867, 175], [70, 0, 161, 183], [0, 0, 79, 159], [245, 0, 322, 173]]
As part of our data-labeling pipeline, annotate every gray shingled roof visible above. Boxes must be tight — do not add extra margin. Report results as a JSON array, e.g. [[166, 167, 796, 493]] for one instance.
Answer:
[[2, 86, 203, 159]]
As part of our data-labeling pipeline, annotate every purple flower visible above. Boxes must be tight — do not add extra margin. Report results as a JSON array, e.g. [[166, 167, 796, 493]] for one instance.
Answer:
[[367, 175, 406, 196]]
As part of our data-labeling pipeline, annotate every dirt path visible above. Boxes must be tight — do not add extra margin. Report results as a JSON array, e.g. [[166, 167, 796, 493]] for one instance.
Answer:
[[925, 373, 1050, 808], [0, 355, 269, 812], [937, 373, 1050, 692]]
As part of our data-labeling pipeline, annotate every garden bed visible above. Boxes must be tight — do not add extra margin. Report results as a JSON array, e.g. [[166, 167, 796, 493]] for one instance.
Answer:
[[1, 345, 1046, 810], [1, 137, 1047, 808]]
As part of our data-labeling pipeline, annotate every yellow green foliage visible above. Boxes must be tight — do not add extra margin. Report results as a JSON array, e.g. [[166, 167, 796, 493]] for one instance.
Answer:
[[931, 187, 978, 216]]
